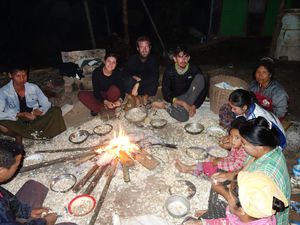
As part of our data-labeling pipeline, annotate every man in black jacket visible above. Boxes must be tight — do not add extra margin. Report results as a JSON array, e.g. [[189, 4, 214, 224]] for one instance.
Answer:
[[153, 45, 208, 122], [123, 36, 159, 106]]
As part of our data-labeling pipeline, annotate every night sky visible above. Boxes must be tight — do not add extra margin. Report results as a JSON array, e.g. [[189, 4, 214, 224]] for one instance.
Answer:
[[0, 0, 211, 67]]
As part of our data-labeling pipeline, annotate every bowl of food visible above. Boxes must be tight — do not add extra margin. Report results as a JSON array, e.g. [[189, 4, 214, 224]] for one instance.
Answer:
[[125, 107, 148, 124], [93, 124, 113, 136], [50, 174, 77, 193], [168, 180, 196, 199], [69, 130, 90, 144], [150, 118, 167, 129], [68, 194, 96, 216], [186, 147, 208, 160], [207, 126, 226, 138], [207, 145, 228, 158], [184, 123, 204, 135], [165, 195, 190, 218]]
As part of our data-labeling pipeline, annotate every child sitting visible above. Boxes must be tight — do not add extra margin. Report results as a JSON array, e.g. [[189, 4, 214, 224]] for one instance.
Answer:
[[183, 171, 289, 225], [175, 117, 247, 177], [0, 139, 75, 225]]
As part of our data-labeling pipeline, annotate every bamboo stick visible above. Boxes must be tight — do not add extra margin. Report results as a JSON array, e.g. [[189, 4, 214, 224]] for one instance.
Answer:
[[74, 154, 96, 166], [88, 158, 118, 225], [20, 151, 95, 173], [119, 151, 134, 167], [72, 164, 99, 193], [84, 165, 108, 195], [122, 164, 130, 183], [34, 143, 102, 154]]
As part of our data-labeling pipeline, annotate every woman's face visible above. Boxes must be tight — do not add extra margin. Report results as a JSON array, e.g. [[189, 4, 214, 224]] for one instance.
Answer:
[[255, 65, 271, 87], [229, 102, 247, 115], [241, 137, 261, 158], [104, 56, 117, 73], [230, 128, 242, 149]]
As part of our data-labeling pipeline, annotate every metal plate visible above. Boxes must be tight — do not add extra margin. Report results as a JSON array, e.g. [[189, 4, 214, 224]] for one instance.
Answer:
[[93, 124, 113, 136], [168, 180, 197, 199], [125, 107, 148, 123], [184, 123, 204, 135], [68, 130, 89, 144], [50, 174, 77, 193], [150, 118, 167, 129]]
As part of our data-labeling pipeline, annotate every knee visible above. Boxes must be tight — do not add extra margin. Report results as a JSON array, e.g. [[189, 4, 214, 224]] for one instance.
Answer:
[[194, 74, 205, 84]]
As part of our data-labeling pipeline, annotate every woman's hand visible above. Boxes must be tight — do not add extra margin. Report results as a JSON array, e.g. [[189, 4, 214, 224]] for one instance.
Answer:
[[17, 112, 36, 121], [32, 109, 43, 116]]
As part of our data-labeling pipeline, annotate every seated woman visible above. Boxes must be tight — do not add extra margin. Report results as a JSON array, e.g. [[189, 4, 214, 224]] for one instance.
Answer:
[[212, 117, 291, 225], [249, 57, 288, 121], [220, 89, 286, 150], [0, 65, 66, 144], [78, 52, 125, 116], [184, 171, 289, 225]]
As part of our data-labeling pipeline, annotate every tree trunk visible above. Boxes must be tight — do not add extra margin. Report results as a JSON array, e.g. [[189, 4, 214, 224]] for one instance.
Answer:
[[122, 0, 130, 46]]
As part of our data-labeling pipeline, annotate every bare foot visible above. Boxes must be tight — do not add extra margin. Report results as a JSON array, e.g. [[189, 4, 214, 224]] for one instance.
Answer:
[[194, 209, 207, 218], [152, 101, 166, 109], [175, 159, 194, 174], [131, 83, 139, 96], [142, 95, 149, 106]]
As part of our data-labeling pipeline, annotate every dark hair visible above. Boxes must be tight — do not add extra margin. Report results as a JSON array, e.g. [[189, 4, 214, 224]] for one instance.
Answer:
[[173, 45, 190, 57], [104, 52, 118, 62], [252, 58, 275, 81], [9, 64, 30, 75], [239, 117, 280, 148], [0, 139, 24, 169], [229, 89, 255, 108], [136, 36, 151, 48], [230, 116, 247, 132], [272, 197, 288, 212]]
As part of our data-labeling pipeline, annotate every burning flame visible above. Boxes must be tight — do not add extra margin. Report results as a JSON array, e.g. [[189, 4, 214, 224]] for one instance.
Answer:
[[96, 128, 140, 158]]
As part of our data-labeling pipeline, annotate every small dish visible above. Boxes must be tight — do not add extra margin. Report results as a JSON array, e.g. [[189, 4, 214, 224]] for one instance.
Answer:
[[184, 123, 204, 135], [207, 126, 226, 138], [69, 130, 90, 144], [68, 194, 96, 216], [165, 195, 190, 218], [206, 145, 228, 158], [50, 174, 77, 193], [93, 124, 113, 136], [168, 180, 196, 199], [150, 118, 167, 129], [125, 107, 148, 123], [186, 147, 208, 160]]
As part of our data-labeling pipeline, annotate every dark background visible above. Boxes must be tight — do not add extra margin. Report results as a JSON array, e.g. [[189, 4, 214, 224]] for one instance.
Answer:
[[0, 0, 213, 67]]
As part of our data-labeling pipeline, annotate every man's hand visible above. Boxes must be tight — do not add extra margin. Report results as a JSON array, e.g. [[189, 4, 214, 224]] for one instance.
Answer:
[[173, 99, 190, 112], [44, 213, 58, 225], [31, 208, 50, 218], [32, 109, 43, 116], [189, 105, 196, 117], [132, 76, 141, 82], [17, 112, 36, 121]]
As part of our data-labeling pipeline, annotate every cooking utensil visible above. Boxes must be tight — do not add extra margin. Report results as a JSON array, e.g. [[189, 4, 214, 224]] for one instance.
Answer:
[[184, 123, 204, 135], [50, 174, 77, 193], [165, 195, 190, 218]]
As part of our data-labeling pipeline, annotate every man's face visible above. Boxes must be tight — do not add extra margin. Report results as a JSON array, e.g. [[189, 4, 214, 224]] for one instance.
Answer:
[[137, 41, 151, 58], [11, 70, 28, 86], [0, 155, 22, 183], [173, 52, 190, 69]]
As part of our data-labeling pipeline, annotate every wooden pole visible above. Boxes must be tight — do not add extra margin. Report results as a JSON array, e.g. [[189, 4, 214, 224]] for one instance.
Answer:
[[20, 151, 95, 173], [84, 165, 108, 195], [83, 0, 96, 48], [122, 0, 129, 46], [72, 164, 99, 193], [74, 154, 97, 166], [88, 158, 118, 225], [269, 0, 286, 57], [34, 146, 94, 154]]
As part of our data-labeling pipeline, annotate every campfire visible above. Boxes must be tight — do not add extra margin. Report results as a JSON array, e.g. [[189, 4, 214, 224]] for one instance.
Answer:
[[20, 127, 160, 225]]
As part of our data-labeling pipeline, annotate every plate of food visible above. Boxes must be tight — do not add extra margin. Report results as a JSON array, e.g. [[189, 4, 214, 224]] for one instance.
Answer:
[[186, 147, 208, 160], [184, 123, 204, 135], [93, 124, 113, 136], [207, 145, 228, 158], [165, 195, 190, 218], [125, 107, 148, 123], [168, 180, 196, 199], [50, 174, 77, 193], [68, 194, 96, 216], [150, 118, 167, 129], [68, 130, 90, 144], [207, 126, 226, 138]]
